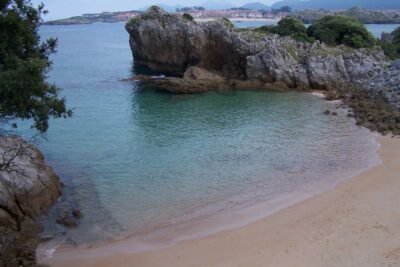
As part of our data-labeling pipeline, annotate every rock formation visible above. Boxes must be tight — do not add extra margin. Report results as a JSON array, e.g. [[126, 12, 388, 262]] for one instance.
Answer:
[[126, 6, 400, 134], [0, 136, 62, 266], [126, 7, 388, 91]]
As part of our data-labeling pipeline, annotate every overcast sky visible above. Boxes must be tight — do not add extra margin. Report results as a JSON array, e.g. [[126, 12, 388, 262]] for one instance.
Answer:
[[31, 0, 279, 20]]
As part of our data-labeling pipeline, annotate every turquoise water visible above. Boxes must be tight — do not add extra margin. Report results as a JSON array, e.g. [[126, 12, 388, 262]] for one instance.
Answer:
[[31, 23, 380, 246], [235, 21, 399, 37]]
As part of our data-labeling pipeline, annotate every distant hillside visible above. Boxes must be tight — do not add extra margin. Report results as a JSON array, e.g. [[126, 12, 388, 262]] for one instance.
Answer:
[[240, 2, 269, 10], [292, 7, 400, 24], [43, 10, 141, 25], [272, 0, 400, 10]]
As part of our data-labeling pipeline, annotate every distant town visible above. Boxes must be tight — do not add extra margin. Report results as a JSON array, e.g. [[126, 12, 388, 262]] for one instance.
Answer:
[[43, 10, 142, 25], [43, 6, 400, 25]]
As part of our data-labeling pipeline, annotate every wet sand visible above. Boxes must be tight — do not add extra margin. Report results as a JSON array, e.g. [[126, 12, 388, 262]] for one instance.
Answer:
[[43, 135, 400, 267]]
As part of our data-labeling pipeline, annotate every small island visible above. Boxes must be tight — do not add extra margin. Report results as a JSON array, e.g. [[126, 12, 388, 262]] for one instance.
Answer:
[[126, 6, 400, 135]]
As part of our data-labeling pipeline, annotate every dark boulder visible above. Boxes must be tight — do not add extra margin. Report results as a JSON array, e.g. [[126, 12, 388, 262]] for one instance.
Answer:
[[0, 136, 62, 266]]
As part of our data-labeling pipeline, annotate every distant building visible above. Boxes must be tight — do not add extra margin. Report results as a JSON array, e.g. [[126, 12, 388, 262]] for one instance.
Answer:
[[115, 12, 139, 21], [180, 9, 265, 19]]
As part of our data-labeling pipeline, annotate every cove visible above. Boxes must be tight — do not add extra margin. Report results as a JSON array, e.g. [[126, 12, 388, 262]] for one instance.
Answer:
[[28, 22, 380, 250]]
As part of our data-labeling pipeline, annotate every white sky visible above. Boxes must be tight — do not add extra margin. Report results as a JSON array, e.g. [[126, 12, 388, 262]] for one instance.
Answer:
[[31, 0, 280, 20]]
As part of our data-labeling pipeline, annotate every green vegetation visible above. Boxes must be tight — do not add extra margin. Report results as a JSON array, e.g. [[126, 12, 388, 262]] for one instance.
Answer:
[[236, 26, 272, 40], [182, 13, 194, 22], [240, 15, 397, 59], [378, 40, 398, 59], [0, 0, 72, 133], [126, 17, 138, 28], [307, 16, 376, 48], [239, 15, 389, 52], [239, 17, 312, 42], [378, 27, 400, 59], [272, 17, 312, 42], [220, 17, 234, 28], [394, 28, 400, 44]]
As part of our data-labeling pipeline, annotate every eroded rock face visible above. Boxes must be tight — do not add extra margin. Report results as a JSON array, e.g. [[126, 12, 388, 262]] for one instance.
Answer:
[[126, 6, 256, 78], [0, 136, 61, 267], [126, 7, 393, 94], [246, 39, 310, 89], [127, 7, 192, 75], [139, 66, 229, 93]]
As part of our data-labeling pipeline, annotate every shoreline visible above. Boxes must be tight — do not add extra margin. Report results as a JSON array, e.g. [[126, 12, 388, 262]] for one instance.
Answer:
[[195, 18, 280, 23], [41, 19, 400, 26], [39, 134, 400, 267]]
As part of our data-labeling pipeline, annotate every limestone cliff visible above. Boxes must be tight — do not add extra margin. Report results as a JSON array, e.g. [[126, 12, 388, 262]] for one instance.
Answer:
[[126, 7, 393, 89], [0, 136, 62, 267]]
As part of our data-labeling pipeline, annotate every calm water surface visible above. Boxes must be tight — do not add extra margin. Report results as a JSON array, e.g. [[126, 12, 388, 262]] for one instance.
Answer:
[[31, 22, 381, 248]]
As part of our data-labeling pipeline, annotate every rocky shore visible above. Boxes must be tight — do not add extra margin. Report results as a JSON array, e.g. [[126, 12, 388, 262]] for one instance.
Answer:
[[0, 136, 62, 267], [126, 6, 400, 135]]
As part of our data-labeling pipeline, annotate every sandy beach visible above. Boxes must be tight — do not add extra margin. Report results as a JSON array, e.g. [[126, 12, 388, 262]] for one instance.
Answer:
[[43, 135, 400, 267]]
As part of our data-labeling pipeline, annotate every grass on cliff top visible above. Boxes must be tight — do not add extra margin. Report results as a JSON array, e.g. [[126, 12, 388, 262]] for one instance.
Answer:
[[220, 17, 235, 28], [236, 17, 314, 43], [126, 17, 138, 28], [236, 27, 275, 40], [182, 13, 194, 22]]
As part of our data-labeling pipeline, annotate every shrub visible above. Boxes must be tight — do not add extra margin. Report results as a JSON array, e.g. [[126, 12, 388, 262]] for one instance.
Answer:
[[273, 17, 306, 36], [182, 13, 194, 21], [392, 27, 400, 45], [378, 40, 398, 59], [126, 17, 138, 28], [221, 17, 234, 28], [378, 27, 400, 59], [240, 17, 313, 42], [307, 15, 376, 48], [271, 16, 313, 42], [256, 25, 275, 33]]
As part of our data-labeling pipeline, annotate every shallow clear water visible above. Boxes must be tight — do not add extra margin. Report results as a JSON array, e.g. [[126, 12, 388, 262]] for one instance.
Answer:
[[27, 22, 380, 246], [236, 21, 399, 37]]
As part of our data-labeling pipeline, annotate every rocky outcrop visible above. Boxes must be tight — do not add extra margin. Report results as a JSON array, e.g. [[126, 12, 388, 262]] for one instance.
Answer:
[[0, 136, 62, 267], [143, 66, 230, 93], [126, 7, 390, 91], [126, 7, 400, 134], [126, 6, 258, 79]]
